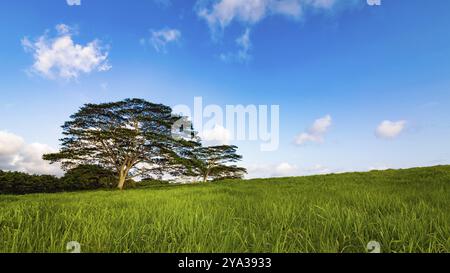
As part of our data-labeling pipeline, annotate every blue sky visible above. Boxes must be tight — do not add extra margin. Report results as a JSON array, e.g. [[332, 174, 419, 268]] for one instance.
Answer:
[[1, 0, 450, 177]]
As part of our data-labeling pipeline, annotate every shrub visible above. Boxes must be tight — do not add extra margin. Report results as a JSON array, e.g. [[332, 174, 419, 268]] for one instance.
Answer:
[[136, 179, 170, 188], [61, 165, 117, 191]]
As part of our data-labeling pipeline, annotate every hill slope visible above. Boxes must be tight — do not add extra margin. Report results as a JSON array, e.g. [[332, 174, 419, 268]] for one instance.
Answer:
[[0, 166, 449, 253]]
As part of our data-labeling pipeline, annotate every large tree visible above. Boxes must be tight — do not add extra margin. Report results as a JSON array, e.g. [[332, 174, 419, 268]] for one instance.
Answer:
[[187, 145, 247, 182], [44, 98, 199, 190]]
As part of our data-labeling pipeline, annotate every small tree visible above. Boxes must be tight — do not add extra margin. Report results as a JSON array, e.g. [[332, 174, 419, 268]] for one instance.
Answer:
[[44, 98, 199, 190], [188, 145, 247, 182]]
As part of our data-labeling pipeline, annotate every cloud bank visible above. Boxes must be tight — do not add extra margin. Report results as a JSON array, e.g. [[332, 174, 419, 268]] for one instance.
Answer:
[[246, 162, 331, 178], [0, 131, 62, 176]]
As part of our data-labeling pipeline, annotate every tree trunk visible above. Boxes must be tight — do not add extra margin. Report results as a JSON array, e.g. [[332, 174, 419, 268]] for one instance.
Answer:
[[202, 169, 210, 183], [117, 172, 126, 190], [117, 161, 133, 190]]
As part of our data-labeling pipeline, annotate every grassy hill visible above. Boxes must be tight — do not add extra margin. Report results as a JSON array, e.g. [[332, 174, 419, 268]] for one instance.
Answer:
[[0, 166, 449, 253]]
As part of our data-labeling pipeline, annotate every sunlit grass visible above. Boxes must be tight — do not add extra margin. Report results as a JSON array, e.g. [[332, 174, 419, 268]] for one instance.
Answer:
[[0, 166, 449, 253]]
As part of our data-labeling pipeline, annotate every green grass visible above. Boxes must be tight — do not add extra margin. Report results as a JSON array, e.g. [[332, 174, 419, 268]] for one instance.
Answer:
[[1, 166, 449, 253]]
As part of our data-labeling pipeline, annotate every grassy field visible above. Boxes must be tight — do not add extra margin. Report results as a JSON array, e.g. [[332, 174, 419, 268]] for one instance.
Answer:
[[0, 166, 449, 253]]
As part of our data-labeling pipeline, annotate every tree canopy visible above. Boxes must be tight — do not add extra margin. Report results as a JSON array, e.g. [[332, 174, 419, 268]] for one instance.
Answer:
[[43, 98, 246, 189], [187, 145, 247, 182], [44, 98, 199, 189]]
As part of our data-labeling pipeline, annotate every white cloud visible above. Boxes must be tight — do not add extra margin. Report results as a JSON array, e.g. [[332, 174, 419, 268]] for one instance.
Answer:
[[220, 28, 252, 63], [274, 162, 299, 176], [22, 24, 111, 80], [197, 0, 345, 62], [201, 124, 232, 145], [368, 165, 389, 171], [197, 0, 339, 31], [198, 0, 267, 30], [271, 0, 303, 17], [375, 120, 407, 139], [55, 23, 71, 35], [66, 0, 81, 6], [295, 115, 332, 145], [0, 131, 62, 176], [246, 162, 296, 178], [146, 28, 181, 53], [0, 131, 24, 156], [246, 162, 332, 178]]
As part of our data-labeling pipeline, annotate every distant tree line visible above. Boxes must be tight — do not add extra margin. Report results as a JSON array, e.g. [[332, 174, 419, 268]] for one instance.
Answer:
[[0, 164, 177, 195], [1, 98, 247, 194], [0, 165, 114, 195]]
